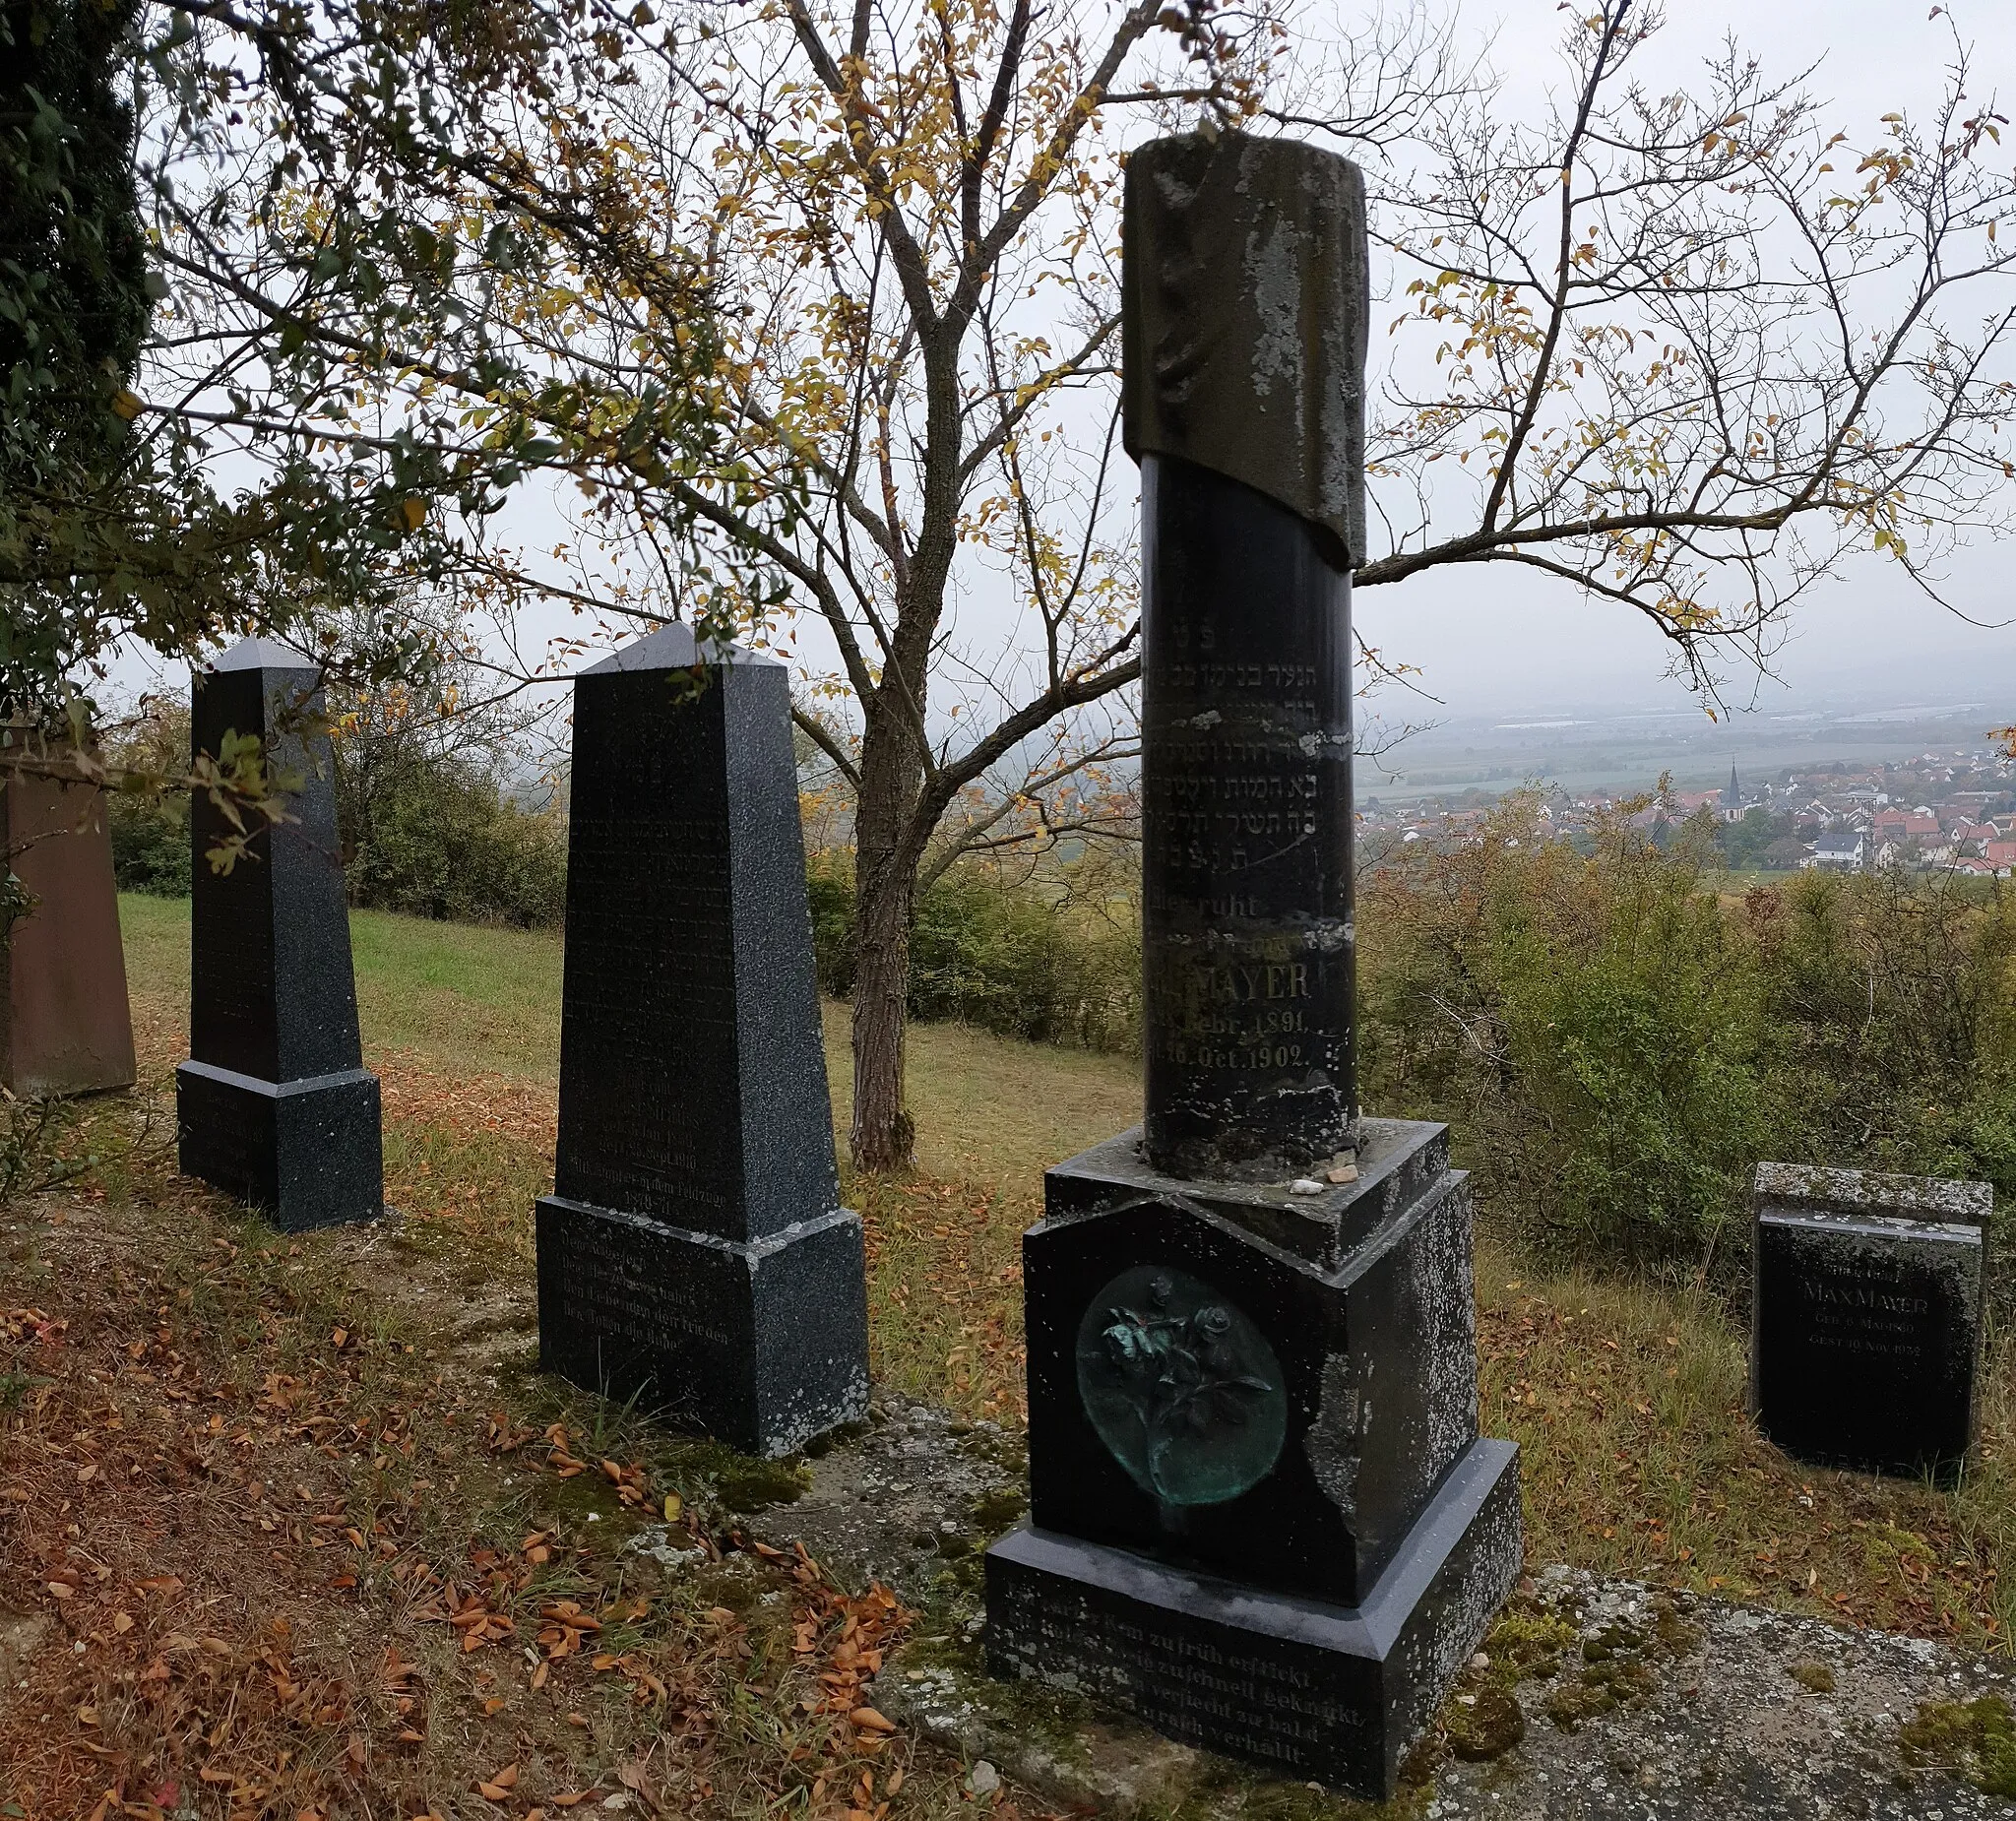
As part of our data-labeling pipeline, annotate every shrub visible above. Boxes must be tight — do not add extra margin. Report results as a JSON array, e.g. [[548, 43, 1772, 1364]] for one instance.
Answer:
[[807, 850, 1139, 1053], [107, 788, 191, 895], [1357, 794, 2016, 1296], [341, 761, 567, 927], [1360, 797, 1762, 1273], [102, 698, 193, 895]]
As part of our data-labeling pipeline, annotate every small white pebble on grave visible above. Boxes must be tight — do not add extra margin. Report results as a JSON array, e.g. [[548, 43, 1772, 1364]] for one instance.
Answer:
[[1327, 1164, 1359, 1184], [1290, 1178, 1325, 1196], [586, 1511, 601, 1523], [1471, 1652, 1490, 1669], [968, 1761, 1002, 1796]]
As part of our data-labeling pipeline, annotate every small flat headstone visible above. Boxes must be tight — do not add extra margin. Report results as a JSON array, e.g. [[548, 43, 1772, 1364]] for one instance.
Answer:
[[1750, 1162, 1987, 1482]]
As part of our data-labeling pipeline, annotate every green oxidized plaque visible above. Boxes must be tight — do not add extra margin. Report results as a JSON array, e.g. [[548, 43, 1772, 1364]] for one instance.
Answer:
[[1076, 1266, 1287, 1507]]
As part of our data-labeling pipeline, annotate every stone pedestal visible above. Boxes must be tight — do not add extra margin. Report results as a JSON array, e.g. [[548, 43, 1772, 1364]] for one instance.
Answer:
[[176, 639, 382, 1228], [536, 624, 868, 1459], [986, 1122, 1521, 1794], [0, 759, 136, 1097], [988, 1441, 1519, 1794], [984, 130, 1518, 1801], [1750, 1162, 1987, 1483]]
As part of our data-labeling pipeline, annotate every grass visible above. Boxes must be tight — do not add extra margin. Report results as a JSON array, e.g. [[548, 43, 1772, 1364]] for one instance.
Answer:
[[116, 894, 1139, 1423], [7, 892, 2016, 1813], [108, 895, 2016, 1644]]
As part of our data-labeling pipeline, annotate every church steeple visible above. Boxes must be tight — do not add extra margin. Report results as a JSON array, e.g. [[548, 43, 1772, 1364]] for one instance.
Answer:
[[1727, 762, 1742, 818]]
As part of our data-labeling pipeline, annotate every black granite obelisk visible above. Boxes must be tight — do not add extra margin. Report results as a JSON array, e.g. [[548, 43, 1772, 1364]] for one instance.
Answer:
[[983, 133, 1521, 1799], [177, 639, 383, 1228], [535, 624, 868, 1459]]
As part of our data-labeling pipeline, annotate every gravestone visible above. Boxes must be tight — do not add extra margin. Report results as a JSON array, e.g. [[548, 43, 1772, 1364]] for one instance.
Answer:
[[176, 639, 383, 1228], [1, 753, 136, 1097], [983, 132, 1521, 1800], [535, 624, 868, 1460], [1751, 1162, 1987, 1483]]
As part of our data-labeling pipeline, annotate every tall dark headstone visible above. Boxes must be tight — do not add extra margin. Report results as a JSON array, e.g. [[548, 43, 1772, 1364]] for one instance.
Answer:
[[1, 754, 137, 1097], [536, 625, 868, 1460], [983, 133, 1521, 1800], [177, 639, 383, 1228], [1751, 1162, 1987, 1483]]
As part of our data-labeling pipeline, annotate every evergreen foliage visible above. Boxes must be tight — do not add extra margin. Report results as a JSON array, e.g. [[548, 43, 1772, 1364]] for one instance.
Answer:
[[0, 0, 148, 712]]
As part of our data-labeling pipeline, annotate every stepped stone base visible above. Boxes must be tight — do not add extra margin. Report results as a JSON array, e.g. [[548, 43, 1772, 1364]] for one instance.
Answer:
[[176, 1059, 383, 1230], [536, 1195, 869, 1459], [985, 1439, 1521, 1798]]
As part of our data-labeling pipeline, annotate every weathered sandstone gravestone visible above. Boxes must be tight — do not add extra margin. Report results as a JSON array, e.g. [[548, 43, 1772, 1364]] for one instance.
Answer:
[[981, 132, 1520, 1801], [1751, 1162, 1987, 1483], [0, 752, 136, 1097], [177, 639, 383, 1228], [536, 624, 868, 1460]]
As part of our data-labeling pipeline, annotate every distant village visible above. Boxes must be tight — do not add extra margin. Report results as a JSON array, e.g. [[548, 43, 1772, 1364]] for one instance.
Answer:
[[1360, 746, 2016, 875]]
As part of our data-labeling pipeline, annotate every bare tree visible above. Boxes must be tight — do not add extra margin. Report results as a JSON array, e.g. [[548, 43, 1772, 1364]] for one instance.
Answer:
[[141, 0, 2016, 1174], [423, 0, 1459, 1169], [1362, 4, 2016, 684]]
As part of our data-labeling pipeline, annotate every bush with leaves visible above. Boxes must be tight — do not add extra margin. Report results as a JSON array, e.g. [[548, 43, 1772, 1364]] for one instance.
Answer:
[[809, 852, 1138, 1055], [1358, 798, 2016, 1303], [98, 696, 191, 894], [1359, 800, 1764, 1275], [337, 757, 564, 929]]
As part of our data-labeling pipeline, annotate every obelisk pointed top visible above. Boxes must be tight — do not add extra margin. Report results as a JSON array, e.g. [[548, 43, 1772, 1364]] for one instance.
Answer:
[[582, 622, 780, 676], [207, 636, 321, 674], [1123, 130, 1369, 569]]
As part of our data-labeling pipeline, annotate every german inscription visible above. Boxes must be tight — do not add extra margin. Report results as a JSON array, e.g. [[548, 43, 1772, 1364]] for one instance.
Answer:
[[1139, 456, 1356, 1178], [988, 1571, 1367, 1773], [1752, 1200, 1983, 1481]]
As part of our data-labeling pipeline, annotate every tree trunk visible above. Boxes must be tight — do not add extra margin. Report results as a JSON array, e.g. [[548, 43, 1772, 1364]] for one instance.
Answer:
[[849, 841, 915, 1171], [848, 704, 924, 1172]]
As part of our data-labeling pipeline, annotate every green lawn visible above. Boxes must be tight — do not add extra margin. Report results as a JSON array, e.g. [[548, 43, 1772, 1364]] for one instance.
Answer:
[[112, 891, 2016, 1649], [117, 893, 1142, 1198]]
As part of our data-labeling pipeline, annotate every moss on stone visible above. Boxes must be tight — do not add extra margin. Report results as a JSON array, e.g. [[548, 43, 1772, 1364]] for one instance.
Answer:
[[1788, 1660, 1836, 1695], [1647, 1597, 1702, 1661], [1445, 1686, 1527, 1762], [1153, 1758, 1432, 1821], [1479, 1600, 1578, 1686], [652, 1439, 810, 1513], [801, 1419, 868, 1461], [968, 1485, 1029, 1534], [1580, 1623, 1642, 1664], [893, 1627, 986, 1678], [1898, 1692, 2016, 1796], [1544, 1657, 1655, 1731], [691, 1560, 769, 1615]]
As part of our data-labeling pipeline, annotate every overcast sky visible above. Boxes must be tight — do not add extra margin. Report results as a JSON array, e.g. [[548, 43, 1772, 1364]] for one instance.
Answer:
[[1359, 0, 2016, 718], [118, 1, 2016, 730]]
